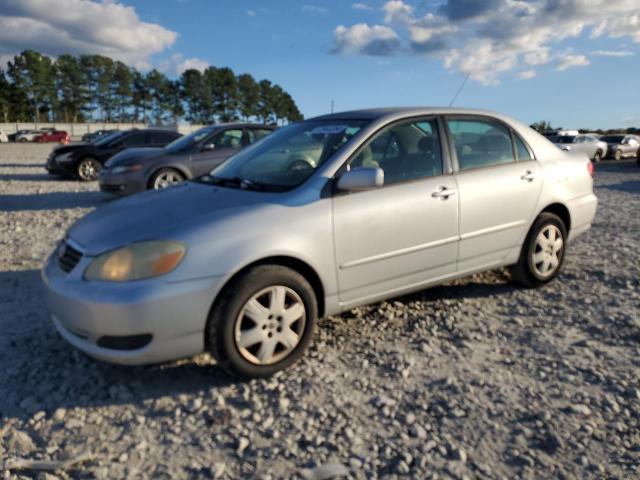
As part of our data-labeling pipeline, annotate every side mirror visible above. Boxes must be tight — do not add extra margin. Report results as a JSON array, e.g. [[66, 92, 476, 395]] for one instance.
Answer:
[[202, 143, 216, 151], [336, 167, 384, 192]]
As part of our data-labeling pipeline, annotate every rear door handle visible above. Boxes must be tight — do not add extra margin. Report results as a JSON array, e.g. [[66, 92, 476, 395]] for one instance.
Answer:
[[521, 170, 536, 182], [432, 187, 457, 199]]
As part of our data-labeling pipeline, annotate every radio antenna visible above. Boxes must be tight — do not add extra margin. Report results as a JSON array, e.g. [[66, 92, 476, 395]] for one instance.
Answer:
[[449, 72, 470, 107]]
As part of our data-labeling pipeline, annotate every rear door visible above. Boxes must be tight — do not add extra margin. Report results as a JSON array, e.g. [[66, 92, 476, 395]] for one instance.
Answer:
[[191, 128, 245, 176], [446, 116, 543, 272]]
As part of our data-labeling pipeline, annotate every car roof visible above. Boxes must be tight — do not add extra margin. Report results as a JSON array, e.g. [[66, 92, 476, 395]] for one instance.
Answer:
[[309, 106, 520, 122]]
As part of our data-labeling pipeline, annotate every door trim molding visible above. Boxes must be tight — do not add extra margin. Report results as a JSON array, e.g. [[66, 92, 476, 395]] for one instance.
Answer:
[[460, 220, 526, 241], [340, 235, 459, 269]]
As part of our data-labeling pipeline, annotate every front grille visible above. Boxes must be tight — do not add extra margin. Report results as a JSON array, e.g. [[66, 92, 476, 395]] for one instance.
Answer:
[[57, 241, 83, 273]]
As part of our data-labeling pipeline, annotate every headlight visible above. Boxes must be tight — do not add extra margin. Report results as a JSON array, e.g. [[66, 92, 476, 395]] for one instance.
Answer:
[[84, 241, 186, 282], [111, 164, 143, 174]]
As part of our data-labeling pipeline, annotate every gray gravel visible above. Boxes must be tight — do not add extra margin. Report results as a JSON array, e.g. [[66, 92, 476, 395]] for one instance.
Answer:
[[1, 143, 639, 479]]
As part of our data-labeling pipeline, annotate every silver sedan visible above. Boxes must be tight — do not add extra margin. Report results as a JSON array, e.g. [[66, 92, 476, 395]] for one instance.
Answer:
[[553, 134, 608, 162], [42, 108, 598, 378]]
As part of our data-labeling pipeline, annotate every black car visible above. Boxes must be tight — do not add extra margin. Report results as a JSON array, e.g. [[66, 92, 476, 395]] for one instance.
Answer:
[[99, 123, 275, 195], [81, 129, 118, 143], [46, 129, 182, 181]]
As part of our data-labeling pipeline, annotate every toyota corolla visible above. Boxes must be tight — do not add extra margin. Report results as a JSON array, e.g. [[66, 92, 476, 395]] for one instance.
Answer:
[[42, 108, 598, 378]]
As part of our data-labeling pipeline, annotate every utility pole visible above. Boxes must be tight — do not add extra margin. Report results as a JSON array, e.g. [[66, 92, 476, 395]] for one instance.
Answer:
[[330, 99, 334, 114]]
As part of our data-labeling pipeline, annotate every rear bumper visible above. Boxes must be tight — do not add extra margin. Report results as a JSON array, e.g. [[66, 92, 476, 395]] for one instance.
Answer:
[[566, 193, 598, 242]]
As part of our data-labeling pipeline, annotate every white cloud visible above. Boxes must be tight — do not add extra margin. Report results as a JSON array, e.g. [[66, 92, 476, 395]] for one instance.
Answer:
[[591, 49, 635, 57], [302, 5, 328, 14], [518, 69, 537, 80], [334, 0, 640, 85], [0, 0, 177, 69], [557, 54, 590, 71], [157, 53, 209, 75], [332, 24, 401, 56], [246, 9, 257, 17], [352, 3, 373, 11]]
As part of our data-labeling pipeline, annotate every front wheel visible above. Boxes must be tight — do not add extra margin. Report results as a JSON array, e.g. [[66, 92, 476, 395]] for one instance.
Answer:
[[150, 168, 185, 190], [614, 150, 622, 161], [76, 157, 102, 181], [510, 213, 567, 288], [593, 150, 602, 162], [207, 265, 317, 378]]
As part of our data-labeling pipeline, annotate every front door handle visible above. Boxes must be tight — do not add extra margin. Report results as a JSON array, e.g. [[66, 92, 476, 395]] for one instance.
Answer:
[[432, 187, 457, 199], [521, 170, 536, 182]]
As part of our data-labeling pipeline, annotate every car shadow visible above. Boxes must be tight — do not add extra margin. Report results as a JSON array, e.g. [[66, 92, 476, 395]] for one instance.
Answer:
[[0, 163, 46, 168], [0, 191, 111, 211], [0, 173, 55, 181], [0, 269, 240, 423], [601, 181, 640, 195]]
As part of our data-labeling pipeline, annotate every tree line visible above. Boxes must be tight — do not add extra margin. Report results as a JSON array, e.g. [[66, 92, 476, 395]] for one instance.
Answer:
[[0, 50, 303, 125]]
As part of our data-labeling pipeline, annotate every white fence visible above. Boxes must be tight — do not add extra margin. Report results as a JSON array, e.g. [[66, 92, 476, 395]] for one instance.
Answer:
[[0, 123, 206, 139]]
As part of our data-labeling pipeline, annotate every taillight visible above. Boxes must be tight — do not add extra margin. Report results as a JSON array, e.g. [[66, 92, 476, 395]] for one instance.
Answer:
[[587, 162, 594, 176]]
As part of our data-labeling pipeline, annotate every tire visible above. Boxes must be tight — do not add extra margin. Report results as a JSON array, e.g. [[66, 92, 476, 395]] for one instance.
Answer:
[[149, 168, 185, 190], [510, 212, 567, 288], [593, 150, 602, 163], [207, 265, 317, 378], [76, 157, 101, 181], [19, 138, 27, 143], [614, 149, 622, 161]]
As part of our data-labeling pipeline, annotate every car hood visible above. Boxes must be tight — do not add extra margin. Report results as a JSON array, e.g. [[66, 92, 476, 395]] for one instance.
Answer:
[[68, 181, 274, 255], [52, 143, 92, 155], [105, 147, 166, 167]]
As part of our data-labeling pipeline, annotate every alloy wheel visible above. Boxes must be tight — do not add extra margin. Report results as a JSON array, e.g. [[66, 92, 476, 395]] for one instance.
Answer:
[[78, 159, 100, 181], [532, 225, 563, 278], [234, 285, 306, 366], [153, 170, 183, 189]]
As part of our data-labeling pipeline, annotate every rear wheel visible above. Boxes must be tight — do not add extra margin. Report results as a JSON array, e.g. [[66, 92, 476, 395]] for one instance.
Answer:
[[207, 265, 317, 378], [76, 157, 101, 181], [614, 149, 622, 161], [150, 168, 185, 190], [510, 213, 567, 288], [19, 138, 27, 143]]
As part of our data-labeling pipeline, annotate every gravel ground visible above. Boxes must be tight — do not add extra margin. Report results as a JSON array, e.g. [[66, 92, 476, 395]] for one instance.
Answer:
[[1, 143, 639, 479]]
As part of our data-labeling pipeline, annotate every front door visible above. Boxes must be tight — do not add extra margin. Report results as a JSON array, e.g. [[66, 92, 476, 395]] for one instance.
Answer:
[[191, 128, 245, 176], [333, 118, 459, 305]]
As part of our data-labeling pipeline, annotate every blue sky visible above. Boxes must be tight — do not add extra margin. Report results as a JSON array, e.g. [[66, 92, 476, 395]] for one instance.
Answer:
[[1, 0, 638, 129]]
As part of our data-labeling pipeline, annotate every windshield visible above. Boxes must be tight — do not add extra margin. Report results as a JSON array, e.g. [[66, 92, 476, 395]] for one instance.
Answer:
[[204, 120, 369, 191], [166, 126, 218, 153], [94, 131, 124, 146], [554, 136, 576, 144], [600, 135, 624, 143]]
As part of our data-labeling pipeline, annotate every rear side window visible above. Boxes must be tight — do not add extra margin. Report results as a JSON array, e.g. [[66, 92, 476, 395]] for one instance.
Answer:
[[447, 119, 516, 171], [152, 132, 178, 144], [514, 134, 533, 161], [247, 128, 274, 143], [121, 132, 149, 146]]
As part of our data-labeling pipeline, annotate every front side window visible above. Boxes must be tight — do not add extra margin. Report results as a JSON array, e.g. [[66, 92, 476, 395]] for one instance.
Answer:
[[166, 126, 218, 153], [207, 120, 368, 190], [346, 118, 443, 185], [447, 118, 516, 171], [213, 129, 244, 149]]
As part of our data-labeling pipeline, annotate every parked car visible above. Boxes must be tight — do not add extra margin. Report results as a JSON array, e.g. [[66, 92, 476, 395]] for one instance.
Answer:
[[42, 107, 597, 378], [46, 129, 182, 181], [82, 129, 117, 143], [99, 123, 275, 195], [0, 130, 8, 143], [552, 134, 608, 162], [600, 134, 640, 161], [15, 130, 47, 142], [34, 130, 70, 143]]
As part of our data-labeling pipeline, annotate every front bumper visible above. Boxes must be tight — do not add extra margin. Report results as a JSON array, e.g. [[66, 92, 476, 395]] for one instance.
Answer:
[[98, 170, 147, 196], [46, 155, 75, 176], [42, 249, 227, 365]]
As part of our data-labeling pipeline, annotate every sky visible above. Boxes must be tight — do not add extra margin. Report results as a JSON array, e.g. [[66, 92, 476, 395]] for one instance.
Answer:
[[0, 0, 638, 129]]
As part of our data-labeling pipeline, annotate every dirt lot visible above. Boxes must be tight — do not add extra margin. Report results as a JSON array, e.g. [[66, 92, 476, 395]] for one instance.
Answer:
[[0, 143, 639, 479]]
